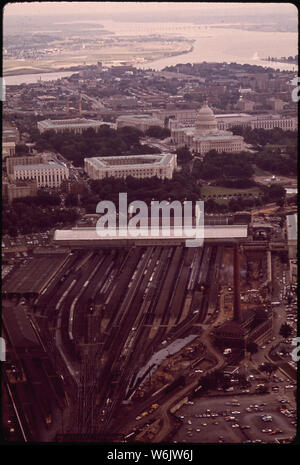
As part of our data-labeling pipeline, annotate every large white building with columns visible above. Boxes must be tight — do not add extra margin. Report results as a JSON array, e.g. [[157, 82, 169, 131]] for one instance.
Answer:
[[84, 153, 177, 180], [37, 118, 111, 134], [171, 101, 245, 156], [13, 161, 69, 188]]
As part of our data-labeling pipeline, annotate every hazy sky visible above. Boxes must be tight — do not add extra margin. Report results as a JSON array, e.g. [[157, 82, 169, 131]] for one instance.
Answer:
[[4, 2, 297, 17]]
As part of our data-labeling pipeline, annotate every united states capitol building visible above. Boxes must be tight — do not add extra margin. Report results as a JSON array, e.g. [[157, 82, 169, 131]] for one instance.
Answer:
[[170, 101, 245, 156]]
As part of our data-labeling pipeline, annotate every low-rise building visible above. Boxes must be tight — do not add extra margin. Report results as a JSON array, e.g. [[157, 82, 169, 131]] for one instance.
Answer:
[[7, 155, 43, 176], [250, 114, 297, 130], [116, 114, 164, 132], [13, 161, 69, 188], [37, 118, 107, 134], [169, 110, 297, 133], [4, 180, 38, 204], [84, 153, 177, 180], [2, 125, 20, 144], [2, 141, 16, 159], [286, 213, 297, 260], [286, 213, 297, 285]]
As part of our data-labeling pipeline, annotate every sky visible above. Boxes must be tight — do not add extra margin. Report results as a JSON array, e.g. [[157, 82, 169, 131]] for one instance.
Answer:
[[4, 2, 297, 18]]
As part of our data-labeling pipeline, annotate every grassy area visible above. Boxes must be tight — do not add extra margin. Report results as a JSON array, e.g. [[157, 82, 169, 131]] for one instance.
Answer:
[[252, 164, 272, 176], [265, 144, 286, 149], [201, 185, 262, 198]]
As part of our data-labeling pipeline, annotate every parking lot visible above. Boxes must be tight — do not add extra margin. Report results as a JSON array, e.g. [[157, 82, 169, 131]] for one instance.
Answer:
[[172, 392, 296, 443]]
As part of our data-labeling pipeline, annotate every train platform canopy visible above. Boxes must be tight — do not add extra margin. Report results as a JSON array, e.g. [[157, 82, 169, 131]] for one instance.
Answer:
[[2, 305, 40, 349], [2, 254, 68, 295], [53, 225, 248, 245]]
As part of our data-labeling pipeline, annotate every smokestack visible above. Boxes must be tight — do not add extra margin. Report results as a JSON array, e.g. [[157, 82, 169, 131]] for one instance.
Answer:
[[233, 243, 242, 322]]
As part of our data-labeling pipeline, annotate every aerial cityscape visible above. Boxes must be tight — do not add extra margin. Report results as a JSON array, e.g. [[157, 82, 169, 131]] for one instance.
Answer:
[[1, 2, 298, 450]]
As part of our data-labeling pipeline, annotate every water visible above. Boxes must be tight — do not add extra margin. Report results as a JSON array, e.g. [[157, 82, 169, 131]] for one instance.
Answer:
[[4, 70, 76, 86], [99, 20, 297, 71], [134, 26, 297, 72], [4, 21, 297, 85]]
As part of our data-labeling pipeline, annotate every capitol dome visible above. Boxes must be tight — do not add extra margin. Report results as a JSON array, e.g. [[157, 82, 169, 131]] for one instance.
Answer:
[[195, 100, 218, 134]]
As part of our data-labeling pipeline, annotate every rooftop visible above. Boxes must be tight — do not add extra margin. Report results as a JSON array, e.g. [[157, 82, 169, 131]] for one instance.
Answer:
[[85, 153, 175, 169], [15, 161, 65, 170], [54, 225, 248, 242], [2, 254, 68, 294], [286, 214, 297, 242], [117, 114, 160, 120], [215, 113, 252, 119], [2, 305, 40, 349], [38, 118, 103, 128]]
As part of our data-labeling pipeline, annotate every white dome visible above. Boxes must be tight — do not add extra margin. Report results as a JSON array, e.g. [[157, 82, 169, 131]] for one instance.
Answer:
[[195, 101, 217, 134]]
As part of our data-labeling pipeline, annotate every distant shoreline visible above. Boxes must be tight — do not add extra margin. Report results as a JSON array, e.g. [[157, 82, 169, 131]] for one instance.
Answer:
[[262, 57, 297, 65], [3, 66, 84, 77], [3, 45, 195, 77]]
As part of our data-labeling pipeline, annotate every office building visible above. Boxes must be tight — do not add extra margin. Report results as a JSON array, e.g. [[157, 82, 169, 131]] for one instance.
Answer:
[[7, 155, 43, 176], [84, 153, 177, 180], [37, 118, 107, 134], [116, 114, 164, 132], [4, 180, 38, 204], [13, 161, 69, 188]]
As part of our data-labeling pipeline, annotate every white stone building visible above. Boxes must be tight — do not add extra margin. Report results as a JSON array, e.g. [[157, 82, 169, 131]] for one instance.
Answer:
[[2, 141, 16, 159], [169, 108, 297, 133], [250, 115, 297, 131], [116, 114, 164, 132], [13, 161, 69, 188], [171, 101, 245, 155], [84, 153, 177, 180], [37, 118, 110, 134]]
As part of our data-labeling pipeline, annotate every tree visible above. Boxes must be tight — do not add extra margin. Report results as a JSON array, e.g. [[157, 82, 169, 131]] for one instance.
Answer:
[[205, 198, 218, 213], [145, 126, 170, 139], [65, 193, 78, 207], [15, 143, 29, 154], [279, 322, 293, 341], [236, 373, 250, 388], [268, 184, 286, 201], [176, 146, 192, 164], [276, 198, 285, 207], [228, 199, 240, 212], [259, 362, 278, 379], [246, 342, 258, 361]]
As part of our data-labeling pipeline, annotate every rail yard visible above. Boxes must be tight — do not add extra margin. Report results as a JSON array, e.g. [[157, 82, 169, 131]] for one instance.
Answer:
[[2, 215, 297, 443], [2, 243, 227, 438]]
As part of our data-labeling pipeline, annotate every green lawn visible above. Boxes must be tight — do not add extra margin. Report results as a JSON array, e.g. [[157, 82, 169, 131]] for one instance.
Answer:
[[252, 164, 272, 176], [201, 185, 262, 197]]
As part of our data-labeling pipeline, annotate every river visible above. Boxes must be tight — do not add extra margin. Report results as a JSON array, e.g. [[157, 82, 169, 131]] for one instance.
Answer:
[[4, 70, 76, 86], [4, 21, 297, 85], [100, 20, 297, 72]]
